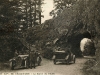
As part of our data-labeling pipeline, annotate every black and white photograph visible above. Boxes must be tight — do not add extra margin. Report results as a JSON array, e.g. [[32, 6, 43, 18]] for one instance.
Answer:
[[0, 0, 99, 75]]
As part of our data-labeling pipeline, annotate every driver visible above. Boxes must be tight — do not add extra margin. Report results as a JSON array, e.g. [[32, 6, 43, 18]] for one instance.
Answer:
[[30, 50, 37, 69]]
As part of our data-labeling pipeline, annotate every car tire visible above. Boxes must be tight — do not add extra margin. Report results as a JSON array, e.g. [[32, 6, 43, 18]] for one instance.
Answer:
[[37, 56, 42, 66], [53, 60, 56, 65], [38, 63, 40, 66], [26, 60, 29, 68], [66, 60, 69, 65], [11, 66, 14, 70], [73, 55, 76, 63], [10, 62, 15, 70], [38, 61, 41, 66]]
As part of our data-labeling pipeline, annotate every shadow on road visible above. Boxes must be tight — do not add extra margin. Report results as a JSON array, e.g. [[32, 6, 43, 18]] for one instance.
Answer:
[[54, 62, 73, 65]]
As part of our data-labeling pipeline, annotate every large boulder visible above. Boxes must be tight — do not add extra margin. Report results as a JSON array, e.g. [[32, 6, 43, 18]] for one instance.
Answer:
[[80, 38, 95, 56]]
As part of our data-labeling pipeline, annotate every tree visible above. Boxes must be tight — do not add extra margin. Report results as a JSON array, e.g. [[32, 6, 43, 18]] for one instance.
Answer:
[[44, 0, 100, 57], [51, 0, 100, 38], [50, 0, 77, 17], [0, 0, 20, 36], [16, 0, 44, 37]]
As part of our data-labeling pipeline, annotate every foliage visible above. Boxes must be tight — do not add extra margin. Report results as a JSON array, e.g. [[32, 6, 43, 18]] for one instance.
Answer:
[[0, 0, 44, 36], [47, 0, 100, 56], [50, 0, 77, 17], [42, 47, 53, 59], [0, 62, 10, 70], [0, 36, 24, 61], [25, 19, 58, 44], [0, 0, 44, 61], [82, 59, 99, 75], [51, 0, 100, 37], [16, 0, 44, 35], [0, 0, 19, 35], [0, 0, 20, 61], [12, 0, 100, 59], [25, 19, 57, 59]]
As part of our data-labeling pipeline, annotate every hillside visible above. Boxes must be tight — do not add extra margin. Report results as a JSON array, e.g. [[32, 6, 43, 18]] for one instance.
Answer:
[[26, 0, 100, 59]]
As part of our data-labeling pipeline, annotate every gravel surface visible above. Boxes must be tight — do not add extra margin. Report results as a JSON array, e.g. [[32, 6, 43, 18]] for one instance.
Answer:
[[0, 58, 87, 75]]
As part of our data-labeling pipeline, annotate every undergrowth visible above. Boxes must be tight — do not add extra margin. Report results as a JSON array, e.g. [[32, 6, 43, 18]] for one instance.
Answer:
[[82, 59, 100, 75]]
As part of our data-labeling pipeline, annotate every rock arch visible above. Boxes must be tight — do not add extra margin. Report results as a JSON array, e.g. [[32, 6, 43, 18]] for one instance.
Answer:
[[55, 31, 95, 57]]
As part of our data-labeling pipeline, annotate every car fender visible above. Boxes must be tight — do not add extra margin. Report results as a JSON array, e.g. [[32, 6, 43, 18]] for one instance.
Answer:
[[73, 55, 75, 59], [52, 55, 56, 60], [72, 55, 76, 61], [65, 55, 69, 60], [9, 59, 16, 67], [9, 58, 16, 62]]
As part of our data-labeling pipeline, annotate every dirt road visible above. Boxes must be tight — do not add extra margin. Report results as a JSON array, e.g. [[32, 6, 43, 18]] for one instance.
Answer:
[[1, 58, 87, 75]]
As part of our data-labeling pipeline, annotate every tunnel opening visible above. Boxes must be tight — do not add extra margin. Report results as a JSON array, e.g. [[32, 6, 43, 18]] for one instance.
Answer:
[[82, 31, 91, 39], [56, 31, 95, 57], [67, 31, 95, 57]]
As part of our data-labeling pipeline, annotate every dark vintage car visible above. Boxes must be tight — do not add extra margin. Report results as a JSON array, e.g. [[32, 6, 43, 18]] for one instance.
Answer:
[[52, 51, 76, 65], [9, 54, 42, 70]]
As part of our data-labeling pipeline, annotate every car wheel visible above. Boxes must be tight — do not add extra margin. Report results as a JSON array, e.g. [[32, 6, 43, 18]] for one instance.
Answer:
[[38, 60, 41, 66], [73, 57, 75, 63], [10, 62, 15, 70], [66, 60, 69, 65], [73, 55, 76, 63], [37, 57, 42, 66], [38, 62, 40, 66], [26, 60, 29, 68], [53, 60, 56, 64], [11, 66, 14, 70]]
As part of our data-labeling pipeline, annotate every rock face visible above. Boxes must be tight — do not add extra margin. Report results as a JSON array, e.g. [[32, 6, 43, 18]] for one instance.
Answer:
[[95, 40, 100, 65], [80, 38, 95, 56], [42, 8, 93, 57], [80, 38, 89, 52]]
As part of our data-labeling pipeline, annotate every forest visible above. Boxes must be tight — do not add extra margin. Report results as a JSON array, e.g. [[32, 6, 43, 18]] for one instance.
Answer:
[[0, 0, 100, 74]]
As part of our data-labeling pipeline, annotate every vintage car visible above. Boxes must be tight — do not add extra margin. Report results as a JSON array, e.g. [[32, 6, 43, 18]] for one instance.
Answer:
[[9, 54, 42, 70], [9, 55, 29, 70], [52, 51, 76, 65]]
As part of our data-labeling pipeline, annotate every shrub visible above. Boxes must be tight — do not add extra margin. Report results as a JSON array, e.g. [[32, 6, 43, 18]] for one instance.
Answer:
[[42, 48, 53, 59], [82, 59, 98, 75], [0, 36, 25, 61]]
